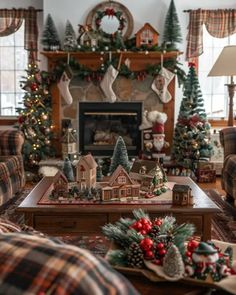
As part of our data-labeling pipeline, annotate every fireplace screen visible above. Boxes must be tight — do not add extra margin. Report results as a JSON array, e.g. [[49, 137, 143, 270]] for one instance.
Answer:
[[79, 102, 142, 156]]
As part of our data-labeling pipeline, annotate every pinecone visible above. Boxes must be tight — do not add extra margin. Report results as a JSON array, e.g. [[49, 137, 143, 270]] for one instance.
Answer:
[[127, 242, 144, 268], [149, 225, 160, 238]]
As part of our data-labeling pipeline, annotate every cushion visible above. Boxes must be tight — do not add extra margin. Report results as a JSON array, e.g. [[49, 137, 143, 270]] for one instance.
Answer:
[[0, 218, 21, 233], [0, 232, 139, 295]]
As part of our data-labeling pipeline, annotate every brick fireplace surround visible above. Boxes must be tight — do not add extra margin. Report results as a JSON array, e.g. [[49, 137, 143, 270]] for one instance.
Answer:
[[44, 51, 178, 156]]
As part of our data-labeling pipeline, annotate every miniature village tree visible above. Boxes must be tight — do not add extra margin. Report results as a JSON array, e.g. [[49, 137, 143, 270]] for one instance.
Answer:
[[171, 63, 213, 169], [163, 0, 182, 49], [63, 20, 77, 51], [17, 55, 55, 168], [63, 157, 75, 182], [41, 14, 61, 51], [109, 136, 130, 174]]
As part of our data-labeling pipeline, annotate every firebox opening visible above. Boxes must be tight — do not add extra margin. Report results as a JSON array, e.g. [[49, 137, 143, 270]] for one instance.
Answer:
[[79, 102, 143, 156]]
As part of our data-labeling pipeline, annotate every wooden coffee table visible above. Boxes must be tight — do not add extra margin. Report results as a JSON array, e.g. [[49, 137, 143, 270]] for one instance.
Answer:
[[17, 176, 220, 241]]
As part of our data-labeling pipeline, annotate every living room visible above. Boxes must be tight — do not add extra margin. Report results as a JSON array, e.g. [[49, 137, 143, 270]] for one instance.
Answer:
[[0, 0, 236, 294]]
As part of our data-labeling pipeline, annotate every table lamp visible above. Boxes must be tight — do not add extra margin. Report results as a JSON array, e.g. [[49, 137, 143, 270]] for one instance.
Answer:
[[208, 45, 236, 126]]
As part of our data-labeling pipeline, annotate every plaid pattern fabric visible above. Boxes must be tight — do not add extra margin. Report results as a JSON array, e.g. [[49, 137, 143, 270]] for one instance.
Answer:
[[220, 127, 236, 199], [186, 9, 236, 60], [0, 218, 21, 233], [0, 233, 139, 295], [0, 7, 38, 51], [0, 131, 25, 206]]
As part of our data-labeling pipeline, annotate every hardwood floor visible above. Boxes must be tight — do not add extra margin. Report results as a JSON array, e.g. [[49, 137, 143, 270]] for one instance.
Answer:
[[197, 176, 225, 196]]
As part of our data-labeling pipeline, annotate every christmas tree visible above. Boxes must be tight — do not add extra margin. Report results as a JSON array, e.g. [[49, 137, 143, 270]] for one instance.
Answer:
[[17, 55, 55, 168], [41, 14, 61, 51], [171, 63, 213, 169], [63, 20, 77, 51], [163, 0, 182, 49], [109, 136, 130, 174]]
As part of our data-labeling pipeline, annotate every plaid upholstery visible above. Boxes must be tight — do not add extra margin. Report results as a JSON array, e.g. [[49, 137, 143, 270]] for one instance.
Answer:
[[220, 127, 236, 199], [0, 218, 21, 233], [186, 9, 236, 60], [0, 130, 25, 206], [0, 233, 139, 295]]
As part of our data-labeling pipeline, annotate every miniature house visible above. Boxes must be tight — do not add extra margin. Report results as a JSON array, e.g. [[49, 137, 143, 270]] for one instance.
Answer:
[[130, 159, 166, 192], [172, 184, 192, 206], [78, 25, 98, 48], [61, 127, 77, 160], [76, 154, 97, 190], [51, 171, 69, 198], [100, 165, 140, 201], [135, 23, 159, 48]]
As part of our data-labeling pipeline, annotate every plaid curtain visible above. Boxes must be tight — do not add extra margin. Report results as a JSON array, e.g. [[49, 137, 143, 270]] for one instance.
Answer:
[[0, 7, 38, 52], [186, 9, 236, 60]]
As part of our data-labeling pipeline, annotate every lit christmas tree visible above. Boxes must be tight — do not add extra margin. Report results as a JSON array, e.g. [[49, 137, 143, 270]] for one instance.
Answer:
[[17, 55, 55, 168], [171, 63, 213, 169], [41, 14, 61, 51], [163, 0, 182, 50]]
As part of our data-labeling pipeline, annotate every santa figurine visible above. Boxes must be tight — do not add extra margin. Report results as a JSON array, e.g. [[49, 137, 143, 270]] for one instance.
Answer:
[[148, 111, 169, 152]]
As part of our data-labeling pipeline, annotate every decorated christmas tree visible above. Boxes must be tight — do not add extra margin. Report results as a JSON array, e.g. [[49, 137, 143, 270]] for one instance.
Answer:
[[109, 136, 130, 174], [17, 55, 55, 168], [163, 0, 182, 49], [41, 14, 61, 51], [171, 63, 213, 169], [63, 20, 77, 51]]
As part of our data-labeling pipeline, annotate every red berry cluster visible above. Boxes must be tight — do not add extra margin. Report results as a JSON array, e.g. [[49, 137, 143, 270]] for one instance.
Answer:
[[185, 238, 199, 258], [131, 217, 168, 264]]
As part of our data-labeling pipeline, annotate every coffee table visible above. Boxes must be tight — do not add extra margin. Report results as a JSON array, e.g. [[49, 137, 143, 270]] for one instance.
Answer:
[[17, 176, 221, 241]]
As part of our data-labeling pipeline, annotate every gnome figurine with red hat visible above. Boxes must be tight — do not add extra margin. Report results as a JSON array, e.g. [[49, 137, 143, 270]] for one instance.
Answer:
[[147, 111, 169, 152]]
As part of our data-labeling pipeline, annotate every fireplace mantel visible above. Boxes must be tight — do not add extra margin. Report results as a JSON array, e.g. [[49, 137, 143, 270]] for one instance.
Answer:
[[43, 51, 181, 156]]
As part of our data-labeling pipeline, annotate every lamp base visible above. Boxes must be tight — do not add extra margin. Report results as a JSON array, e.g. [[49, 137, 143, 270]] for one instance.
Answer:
[[226, 83, 236, 126]]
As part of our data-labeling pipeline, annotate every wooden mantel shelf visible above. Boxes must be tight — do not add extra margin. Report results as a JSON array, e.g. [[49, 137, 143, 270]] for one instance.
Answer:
[[41, 50, 182, 71]]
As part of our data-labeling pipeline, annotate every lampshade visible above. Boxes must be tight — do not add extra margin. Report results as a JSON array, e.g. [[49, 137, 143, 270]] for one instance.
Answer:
[[208, 45, 236, 77]]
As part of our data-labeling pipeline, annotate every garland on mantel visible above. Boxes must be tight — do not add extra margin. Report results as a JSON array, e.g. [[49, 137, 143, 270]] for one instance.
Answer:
[[51, 55, 186, 87]]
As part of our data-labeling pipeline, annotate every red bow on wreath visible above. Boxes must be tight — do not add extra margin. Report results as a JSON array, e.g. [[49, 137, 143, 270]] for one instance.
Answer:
[[105, 8, 115, 17]]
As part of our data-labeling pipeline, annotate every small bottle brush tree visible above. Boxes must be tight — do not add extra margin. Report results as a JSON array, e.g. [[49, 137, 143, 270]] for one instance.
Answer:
[[17, 56, 55, 168], [171, 63, 213, 169], [63, 20, 77, 51], [41, 14, 61, 51], [163, 0, 182, 50], [63, 157, 74, 182], [109, 136, 130, 174]]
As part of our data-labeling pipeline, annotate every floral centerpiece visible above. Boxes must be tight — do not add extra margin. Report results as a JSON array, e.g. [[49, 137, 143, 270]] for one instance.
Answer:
[[102, 209, 236, 294]]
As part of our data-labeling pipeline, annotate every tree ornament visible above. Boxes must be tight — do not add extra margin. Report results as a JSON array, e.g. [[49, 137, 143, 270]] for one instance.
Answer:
[[140, 238, 154, 251], [163, 245, 185, 279], [100, 64, 119, 103], [31, 82, 38, 91]]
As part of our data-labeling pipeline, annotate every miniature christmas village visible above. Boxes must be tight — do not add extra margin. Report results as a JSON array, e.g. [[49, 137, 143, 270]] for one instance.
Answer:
[[40, 136, 195, 206]]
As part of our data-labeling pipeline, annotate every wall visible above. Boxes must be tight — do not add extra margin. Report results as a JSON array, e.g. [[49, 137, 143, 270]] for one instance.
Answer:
[[43, 0, 236, 120]]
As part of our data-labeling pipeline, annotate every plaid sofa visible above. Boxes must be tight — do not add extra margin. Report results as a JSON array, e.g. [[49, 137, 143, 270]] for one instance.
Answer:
[[0, 130, 25, 206], [219, 127, 236, 202], [0, 218, 139, 295]]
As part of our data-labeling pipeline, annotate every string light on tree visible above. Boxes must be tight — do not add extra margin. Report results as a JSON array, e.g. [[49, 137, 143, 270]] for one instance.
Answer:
[[17, 52, 55, 168]]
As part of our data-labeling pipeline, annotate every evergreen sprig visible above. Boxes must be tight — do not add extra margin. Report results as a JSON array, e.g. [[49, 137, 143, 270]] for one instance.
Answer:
[[159, 215, 176, 234], [132, 209, 150, 220], [173, 223, 195, 255], [106, 249, 128, 267]]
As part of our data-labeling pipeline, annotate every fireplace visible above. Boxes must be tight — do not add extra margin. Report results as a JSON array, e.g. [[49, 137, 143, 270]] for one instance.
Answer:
[[79, 102, 143, 156]]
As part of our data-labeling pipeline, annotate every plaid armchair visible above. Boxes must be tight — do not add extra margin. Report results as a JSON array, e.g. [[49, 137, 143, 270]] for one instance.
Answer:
[[0, 130, 25, 206], [219, 127, 236, 204]]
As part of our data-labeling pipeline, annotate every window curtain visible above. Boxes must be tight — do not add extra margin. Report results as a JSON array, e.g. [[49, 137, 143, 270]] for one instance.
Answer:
[[186, 9, 236, 60], [0, 7, 38, 52]]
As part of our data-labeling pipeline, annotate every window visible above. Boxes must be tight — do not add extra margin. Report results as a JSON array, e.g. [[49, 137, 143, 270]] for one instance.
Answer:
[[118, 176, 126, 184], [0, 22, 28, 116], [198, 26, 236, 119]]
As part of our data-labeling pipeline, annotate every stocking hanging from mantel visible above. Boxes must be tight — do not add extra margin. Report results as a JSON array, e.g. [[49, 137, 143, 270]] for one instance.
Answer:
[[57, 64, 73, 105], [100, 53, 123, 103], [151, 54, 175, 103]]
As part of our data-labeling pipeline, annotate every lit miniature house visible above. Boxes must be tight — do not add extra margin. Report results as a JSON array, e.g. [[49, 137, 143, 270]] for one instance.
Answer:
[[172, 184, 192, 206], [51, 171, 69, 198], [78, 25, 97, 48], [61, 127, 77, 160], [136, 23, 159, 48]]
